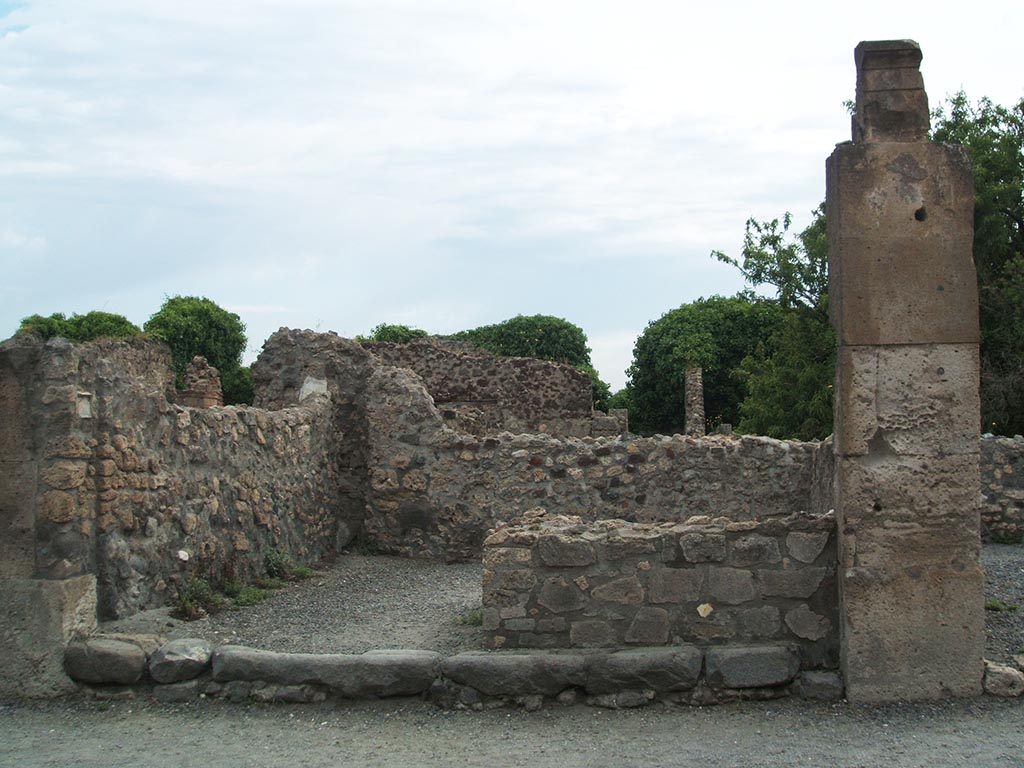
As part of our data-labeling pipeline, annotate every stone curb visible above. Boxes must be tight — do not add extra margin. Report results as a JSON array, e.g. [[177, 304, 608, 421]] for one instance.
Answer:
[[63, 637, 854, 708]]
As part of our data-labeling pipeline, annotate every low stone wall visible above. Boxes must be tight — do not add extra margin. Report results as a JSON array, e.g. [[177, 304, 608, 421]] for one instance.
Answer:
[[361, 339, 622, 437], [481, 512, 838, 672], [981, 435, 1024, 544], [61, 634, 846, 707], [363, 364, 833, 560]]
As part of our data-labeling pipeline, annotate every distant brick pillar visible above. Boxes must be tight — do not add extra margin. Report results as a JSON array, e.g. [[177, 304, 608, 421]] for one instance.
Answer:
[[827, 40, 983, 701], [684, 366, 705, 437], [178, 356, 224, 408]]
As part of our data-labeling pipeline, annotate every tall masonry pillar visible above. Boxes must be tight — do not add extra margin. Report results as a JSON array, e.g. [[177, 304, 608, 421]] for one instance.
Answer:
[[827, 40, 984, 702]]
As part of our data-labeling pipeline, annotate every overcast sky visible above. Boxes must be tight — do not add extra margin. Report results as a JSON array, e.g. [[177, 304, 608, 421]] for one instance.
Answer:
[[2, 1, 1022, 390]]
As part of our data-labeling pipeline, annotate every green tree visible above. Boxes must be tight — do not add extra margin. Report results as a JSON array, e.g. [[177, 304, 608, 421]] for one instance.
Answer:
[[453, 314, 610, 410], [19, 311, 142, 342], [626, 295, 785, 435], [712, 205, 835, 440], [144, 296, 251, 405], [360, 323, 429, 343], [933, 93, 1024, 435]]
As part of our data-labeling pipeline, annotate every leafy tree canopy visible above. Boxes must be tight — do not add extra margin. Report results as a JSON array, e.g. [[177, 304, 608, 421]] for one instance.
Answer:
[[933, 92, 1024, 435], [710, 205, 835, 440], [359, 323, 429, 343], [626, 295, 786, 436], [19, 311, 142, 342], [144, 296, 251, 405], [451, 314, 592, 368]]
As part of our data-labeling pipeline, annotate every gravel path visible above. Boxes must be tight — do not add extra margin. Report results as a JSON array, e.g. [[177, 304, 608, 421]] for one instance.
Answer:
[[102, 546, 1024, 663], [2, 696, 1022, 767]]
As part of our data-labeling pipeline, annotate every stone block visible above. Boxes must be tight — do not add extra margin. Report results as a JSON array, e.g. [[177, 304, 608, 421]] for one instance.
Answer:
[[442, 651, 587, 696], [212, 647, 441, 698], [798, 670, 845, 701], [680, 533, 726, 563], [537, 535, 595, 567], [537, 577, 587, 613], [149, 638, 214, 683], [786, 532, 830, 564], [585, 647, 703, 694], [705, 645, 800, 689], [729, 534, 781, 566], [65, 637, 146, 685], [624, 607, 669, 644], [708, 567, 755, 604], [570, 620, 617, 648], [0, 575, 97, 698], [983, 661, 1024, 697], [152, 679, 201, 703], [758, 567, 827, 599], [591, 576, 643, 605], [827, 142, 975, 346], [736, 605, 781, 639], [834, 345, 980, 457], [784, 604, 833, 641], [841, 563, 983, 701], [483, 547, 533, 566], [648, 567, 702, 604]]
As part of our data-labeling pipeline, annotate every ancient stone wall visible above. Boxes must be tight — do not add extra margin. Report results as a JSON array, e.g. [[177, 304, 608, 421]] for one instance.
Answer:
[[481, 511, 838, 669], [362, 364, 831, 560], [0, 333, 352, 619], [361, 339, 624, 437], [981, 435, 1024, 544]]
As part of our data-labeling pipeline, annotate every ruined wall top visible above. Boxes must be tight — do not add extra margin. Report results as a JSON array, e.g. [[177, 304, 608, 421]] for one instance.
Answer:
[[852, 40, 929, 143]]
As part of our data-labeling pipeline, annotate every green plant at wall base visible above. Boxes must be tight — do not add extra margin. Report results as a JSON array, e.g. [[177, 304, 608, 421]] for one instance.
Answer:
[[984, 598, 1019, 612], [234, 586, 271, 606], [454, 608, 484, 626], [264, 549, 295, 580], [172, 577, 221, 620], [255, 576, 287, 590], [292, 566, 314, 580]]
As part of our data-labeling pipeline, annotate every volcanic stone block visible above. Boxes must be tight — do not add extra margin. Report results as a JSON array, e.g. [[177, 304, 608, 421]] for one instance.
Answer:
[[537, 577, 587, 613], [442, 651, 587, 696], [786, 532, 830, 564], [624, 607, 670, 645], [708, 567, 755, 604], [648, 567, 702, 604], [680, 533, 726, 563], [585, 647, 703, 694], [537, 534, 595, 567], [65, 637, 146, 685], [149, 638, 214, 684], [705, 645, 800, 689]]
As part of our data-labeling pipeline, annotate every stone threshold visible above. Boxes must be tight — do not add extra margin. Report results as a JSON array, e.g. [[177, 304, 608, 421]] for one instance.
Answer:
[[64, 635, 848, 709]]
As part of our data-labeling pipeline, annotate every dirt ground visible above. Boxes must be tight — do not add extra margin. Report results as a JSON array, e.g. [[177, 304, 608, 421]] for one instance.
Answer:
[[1, 695, 1021, 767]]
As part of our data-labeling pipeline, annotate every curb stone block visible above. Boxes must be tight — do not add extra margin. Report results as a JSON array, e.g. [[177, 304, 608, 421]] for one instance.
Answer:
[[64, 638, 147, 685], [705, 645, 800, 689], [149, 638, 213, 683], [797, 670, 845, 701], [585, 647, 703, 694], [441, 651, 587, 696], [212, 647, 441, 698]]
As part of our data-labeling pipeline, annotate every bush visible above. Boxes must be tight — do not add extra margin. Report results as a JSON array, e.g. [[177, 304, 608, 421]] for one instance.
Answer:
[[264, 549, 295, 580], [234, 586, 271, 606], [19, 311, 142, 342], [172, 577, 220, 620], [360, 323, 429, 343]]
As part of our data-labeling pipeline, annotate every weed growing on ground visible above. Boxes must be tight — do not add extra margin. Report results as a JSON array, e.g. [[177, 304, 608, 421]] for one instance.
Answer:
[[455, 608, 484, 627], [256, 576, 287, 590], [264, 549, 295, 580], [234, 586, 271, 606], [293, 566, 315, 580], [221, 580, 244, 598], [984, 598, 1019, 612], [172, 577, 222, 620]]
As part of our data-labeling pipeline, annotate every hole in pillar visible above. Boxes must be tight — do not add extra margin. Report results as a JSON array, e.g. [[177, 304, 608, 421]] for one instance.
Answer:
[[914, 206, 927, 222], [937, 367, 945, 375], [872, 501, 882, 512], [937, 284, 945, 292]]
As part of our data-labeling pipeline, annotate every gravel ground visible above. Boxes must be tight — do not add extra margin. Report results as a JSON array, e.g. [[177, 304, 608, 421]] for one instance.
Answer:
[[1, 695, 1022, 767], [102, 545, 1024, 664]]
